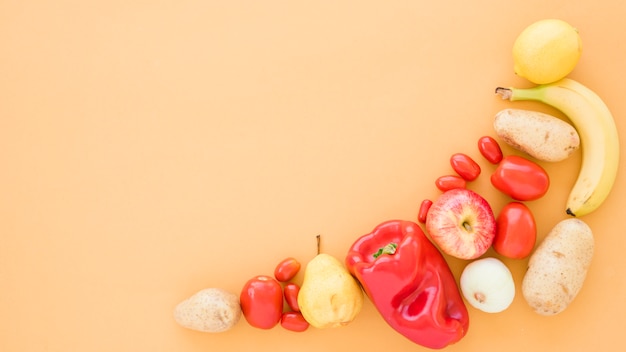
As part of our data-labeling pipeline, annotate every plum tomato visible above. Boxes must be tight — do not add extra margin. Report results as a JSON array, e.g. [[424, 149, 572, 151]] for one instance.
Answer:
[[490, 155, 549, 201], [240, 275, 283, 329], [280, 311, 309, 332], [435, 175, 466, 192], [450, 153, 481, 181], [274, 257, 301, 282], [283, 282, 301, 312], [417, 199, 433, 223], [478, 136, 503, 164], [493, 202, 536, 259]]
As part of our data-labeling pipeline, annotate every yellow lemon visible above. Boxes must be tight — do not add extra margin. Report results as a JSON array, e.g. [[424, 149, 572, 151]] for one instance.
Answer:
[[512, 19, 582, 84]]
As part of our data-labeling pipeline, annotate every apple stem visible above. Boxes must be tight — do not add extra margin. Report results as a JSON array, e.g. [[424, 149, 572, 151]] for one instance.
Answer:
[[462, 221, 473, 232]]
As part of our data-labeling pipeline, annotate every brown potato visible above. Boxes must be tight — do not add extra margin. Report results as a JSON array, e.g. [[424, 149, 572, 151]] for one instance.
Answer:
[[494, 108, 580, 162], [174, 288, 242, 332], [521, 218, 594, 315]]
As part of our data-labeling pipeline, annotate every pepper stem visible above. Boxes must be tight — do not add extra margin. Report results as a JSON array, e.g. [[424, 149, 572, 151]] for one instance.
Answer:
[[373, 243, 398, 259]]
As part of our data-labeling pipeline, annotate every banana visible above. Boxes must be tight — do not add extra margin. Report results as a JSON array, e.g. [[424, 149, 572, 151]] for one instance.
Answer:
[[495, 78, 619, 217]]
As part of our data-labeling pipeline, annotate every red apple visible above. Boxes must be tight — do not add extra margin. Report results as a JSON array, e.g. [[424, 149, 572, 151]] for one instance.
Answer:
[[425, 188, 496, 260]]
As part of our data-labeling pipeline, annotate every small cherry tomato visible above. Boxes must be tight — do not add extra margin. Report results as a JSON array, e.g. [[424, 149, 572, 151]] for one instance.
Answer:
[[478, 136, 503, 164], [240, 275, 283, 329], [274, 257, 301, 282], [283, 283, 301, 312], [493, 202, 536, 259], [490, 155, 549, 201], [417, 199, 433, 223], [280, 311, 309, 332], [435, 175, 466, 192], [450, 153, 481, 181]]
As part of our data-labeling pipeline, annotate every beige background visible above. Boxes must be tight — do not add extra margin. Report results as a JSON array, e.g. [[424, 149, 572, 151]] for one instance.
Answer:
[[2, 1, 626, 351]]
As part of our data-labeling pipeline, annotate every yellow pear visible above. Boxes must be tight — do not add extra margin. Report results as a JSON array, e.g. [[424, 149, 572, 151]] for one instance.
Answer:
[[297, 253, 363, 328]]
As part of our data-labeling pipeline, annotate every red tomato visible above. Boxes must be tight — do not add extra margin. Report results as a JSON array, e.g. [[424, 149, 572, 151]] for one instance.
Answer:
[[493, 202, 536, 259], [283, 283, 301, 312], [490, 155, 549, 201], [280, 311, 309, 332], [274, 257, 301, 282], [240, 275, 283, 329], [417, 199, 433, 223], [435, 175, 466, 192], [450, 153, 481, 181], [477, 136, 503, 164]]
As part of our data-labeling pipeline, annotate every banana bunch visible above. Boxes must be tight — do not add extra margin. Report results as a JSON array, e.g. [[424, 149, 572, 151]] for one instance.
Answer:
[[496, 78, 619, 217]]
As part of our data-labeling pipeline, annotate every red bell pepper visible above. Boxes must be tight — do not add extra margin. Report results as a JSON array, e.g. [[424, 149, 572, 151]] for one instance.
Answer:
[[346, 220, 469, 349]]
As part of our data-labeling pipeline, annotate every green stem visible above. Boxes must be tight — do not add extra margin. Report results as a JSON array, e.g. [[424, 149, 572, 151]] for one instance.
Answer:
[[373, 243, 398, 259], [495, 86, 544, 102]]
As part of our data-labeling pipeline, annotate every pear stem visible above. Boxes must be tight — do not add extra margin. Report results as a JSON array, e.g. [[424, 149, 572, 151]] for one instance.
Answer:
[[316, 234, 321, 255]]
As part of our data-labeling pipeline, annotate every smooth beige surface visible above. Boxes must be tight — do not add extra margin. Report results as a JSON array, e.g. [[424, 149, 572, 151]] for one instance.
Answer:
[[2, 1, 626, 351]]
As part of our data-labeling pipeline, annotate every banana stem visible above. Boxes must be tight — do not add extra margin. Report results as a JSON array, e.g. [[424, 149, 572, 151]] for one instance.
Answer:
[[495, 86, 544, 102], [495, 87, 513, 100]]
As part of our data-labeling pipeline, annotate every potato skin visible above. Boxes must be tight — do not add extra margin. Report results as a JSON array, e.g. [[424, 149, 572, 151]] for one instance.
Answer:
[[174, 288, 242, 332], [494, 108, 580, 162], [522, 219, 594, 315]]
